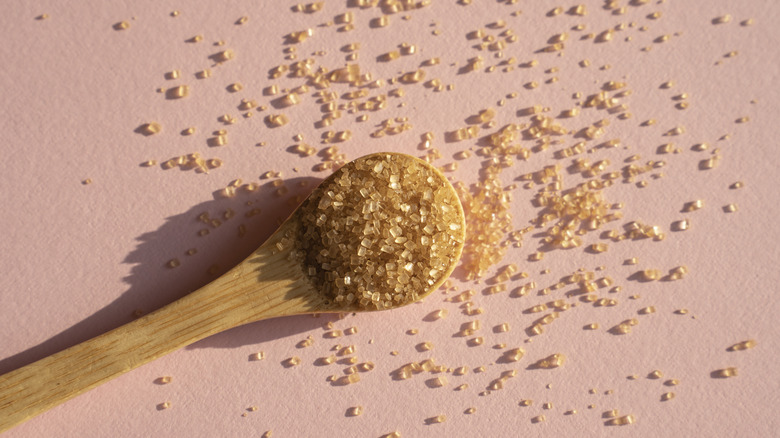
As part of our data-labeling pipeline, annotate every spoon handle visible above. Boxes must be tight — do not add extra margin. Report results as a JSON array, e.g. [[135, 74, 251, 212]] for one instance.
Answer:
[[0, 227, 319, 432]]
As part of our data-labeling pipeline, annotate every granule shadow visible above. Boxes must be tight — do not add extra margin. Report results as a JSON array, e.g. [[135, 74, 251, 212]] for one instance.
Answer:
[[164, 88, 187, 100], [388, 365, 411, 381], [422, 310, 444, 322], [583, 245, 606, 255], [443, 130, 463, 143], [415, 343, 431, 353], [424, 378, 445, 389], [262, 116, 281, 129], [133, 123, 158, 136], [607, 323, 631, 336], [0, 177, 325, 375], [495, 352, 521, 365], [451, 322, 474, 338], [626, 271, 660, 283], [524, 362, 545, 371], [376, 53, 396, 63], [709, 370, 736, 379], [464, 113, 485, 125], [524, 326, 542, 337], [269, 95, 294, 110]]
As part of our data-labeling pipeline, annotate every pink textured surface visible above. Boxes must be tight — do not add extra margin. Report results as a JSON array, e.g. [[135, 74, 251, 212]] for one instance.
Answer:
[[1, 0, 779, 436]]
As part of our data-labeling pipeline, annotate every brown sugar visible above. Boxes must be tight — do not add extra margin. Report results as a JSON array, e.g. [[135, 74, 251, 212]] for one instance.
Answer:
[[292, 153, 465, 310]]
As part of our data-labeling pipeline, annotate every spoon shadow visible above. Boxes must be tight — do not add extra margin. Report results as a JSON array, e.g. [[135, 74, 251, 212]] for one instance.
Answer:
[[0, 176, 328, 375]]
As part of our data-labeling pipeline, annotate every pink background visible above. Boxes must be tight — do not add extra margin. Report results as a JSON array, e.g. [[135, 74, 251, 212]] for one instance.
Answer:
[[2, 0, 778, 436]]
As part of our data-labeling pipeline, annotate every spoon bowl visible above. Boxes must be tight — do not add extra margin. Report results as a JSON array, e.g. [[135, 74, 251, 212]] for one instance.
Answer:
[[0, 152, 465, 432]]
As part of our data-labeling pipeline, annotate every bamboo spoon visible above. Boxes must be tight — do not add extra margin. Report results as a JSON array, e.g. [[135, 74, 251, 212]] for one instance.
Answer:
[[0, 152, 465, 432]]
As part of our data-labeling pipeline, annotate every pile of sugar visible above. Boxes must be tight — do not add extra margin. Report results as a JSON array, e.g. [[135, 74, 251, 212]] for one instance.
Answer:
[[293, 153, 465, 310]]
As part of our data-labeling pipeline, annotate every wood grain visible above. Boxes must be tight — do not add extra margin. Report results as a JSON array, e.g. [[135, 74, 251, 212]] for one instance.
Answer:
[[0, 152, 465, 433], [0, 219, 324, 432]]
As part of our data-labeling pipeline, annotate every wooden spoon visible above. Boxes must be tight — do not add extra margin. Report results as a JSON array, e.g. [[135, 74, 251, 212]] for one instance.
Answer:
[[0, 152, 465, 432]]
